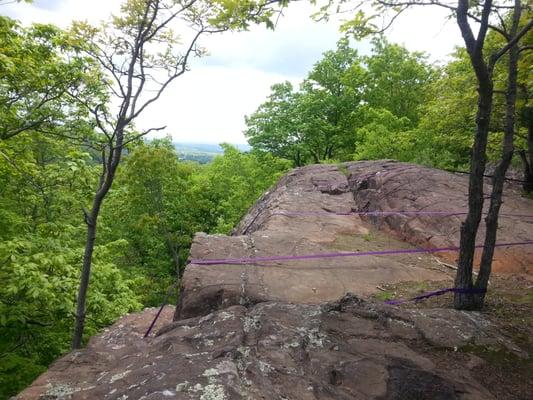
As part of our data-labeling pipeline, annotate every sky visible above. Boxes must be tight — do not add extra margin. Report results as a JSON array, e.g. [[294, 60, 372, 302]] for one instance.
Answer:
[[3, 0, 464, 144]]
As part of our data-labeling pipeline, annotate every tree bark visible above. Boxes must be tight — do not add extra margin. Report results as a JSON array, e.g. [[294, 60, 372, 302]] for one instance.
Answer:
[[454, 0, 527, 309], [454, 82, 493, 309], [475, 43, 519, 309], [519, 149, 533, 192], [527, 115, 533, 182], [72, 195, 102, 349], [519, 111, 533, 192], [72, 130, 124, 349], [474, 18, 521, 307], [453, 0, 493, 310]]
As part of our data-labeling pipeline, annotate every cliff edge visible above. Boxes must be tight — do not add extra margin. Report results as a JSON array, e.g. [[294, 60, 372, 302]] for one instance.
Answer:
[[17, 161, 533, 400], [176, 161, 533, 319]]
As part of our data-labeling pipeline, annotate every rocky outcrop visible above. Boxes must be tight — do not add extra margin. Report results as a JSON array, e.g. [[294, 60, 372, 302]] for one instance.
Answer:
[[344, 160, 533, 272], [177, 161, 533, 320], [18, 161, 533, 400], [17, 296, 525, 400]]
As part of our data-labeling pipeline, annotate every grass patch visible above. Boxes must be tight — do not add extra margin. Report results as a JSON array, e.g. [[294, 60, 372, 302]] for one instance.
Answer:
[[412, 281, 430, 292], [522, 291, 533, 302], [522, 191, 533, 200], [362, 232, 374, 242], [374, 290, 395, 301], [460, 344, 532, 374]]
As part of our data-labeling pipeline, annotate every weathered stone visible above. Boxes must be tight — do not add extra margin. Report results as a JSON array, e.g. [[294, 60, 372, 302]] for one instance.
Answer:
[[345, 160, 533, 273], [18, 161, 533, 400], [179, 161, 533, 320], [18, 296, 513, 400]]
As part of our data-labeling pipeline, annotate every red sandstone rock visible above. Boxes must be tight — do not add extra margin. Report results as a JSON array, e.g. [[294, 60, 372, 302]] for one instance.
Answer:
[[17, 161, 533, 400]]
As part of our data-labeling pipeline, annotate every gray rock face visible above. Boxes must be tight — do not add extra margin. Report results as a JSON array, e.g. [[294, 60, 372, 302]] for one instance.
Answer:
[[18, 296, 518, 400]]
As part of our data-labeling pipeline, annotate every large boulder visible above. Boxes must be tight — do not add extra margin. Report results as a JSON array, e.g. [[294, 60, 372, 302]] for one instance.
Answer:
[[177, 161, 533, 320], [17, 161, 533, 400], [345, 160, 533, 273], [16, 296, 523, 400]]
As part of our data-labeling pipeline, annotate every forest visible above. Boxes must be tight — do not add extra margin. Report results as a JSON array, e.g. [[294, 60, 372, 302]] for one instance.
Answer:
[[246, 34, 531, 169], [0, 0, 531, 398]]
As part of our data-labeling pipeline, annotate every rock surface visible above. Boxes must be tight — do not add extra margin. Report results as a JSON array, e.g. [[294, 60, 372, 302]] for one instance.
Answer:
[[17, 296, 524, 400], [178, 161, 533, 320], [344, 161, 533, 272], [18, 161, 533, 400]]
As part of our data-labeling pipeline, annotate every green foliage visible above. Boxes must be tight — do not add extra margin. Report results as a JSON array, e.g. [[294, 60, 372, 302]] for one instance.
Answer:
[[354, 107, 412, 161], [0, 354, 45, 400], [245, 81, 303, 164], [0, 16, 104, 141], [0, 133, 141, 397], [190, 144, 291, 234], [0, 132, 97, 238], [207, 0, 288, 30], [0, 131, 288, 398], [364, 37, 434, 126], [0, 224, 140, 399], [102, 139, 199, 305], [0, 17, 128, 396], [404, 49, 477, 169], [246, 22, 531, 171], [0, 3, 296, 395], [373, 290, 394, 301], [246, 39, 367, 165], [245, 37, 435, 166]]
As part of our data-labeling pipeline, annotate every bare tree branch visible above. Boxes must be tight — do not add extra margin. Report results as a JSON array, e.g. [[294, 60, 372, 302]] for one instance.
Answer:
[[490, 19, 533, 69], [121, 125, 167, 147], [129, 25, 227, 121]]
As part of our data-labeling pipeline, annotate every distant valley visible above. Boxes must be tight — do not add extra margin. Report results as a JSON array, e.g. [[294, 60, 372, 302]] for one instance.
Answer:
[[173, 142, 251, 163]]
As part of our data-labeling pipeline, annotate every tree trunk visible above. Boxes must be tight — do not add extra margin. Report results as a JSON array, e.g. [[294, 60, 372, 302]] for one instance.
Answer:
[[72, 130, 124, 349], [453, 0, 494, 310], [474, 36, 520, 308], [327, 145, 334, 160], [454, 81, 493, 310], [295, 149, 301, 167], [519, 149, 533, 192], [454, 0, 526, 310], [519, 115, 533, 192], [323, 145, 333, 161], [527, 116, 533, 182], [72, 194, 104, 349]]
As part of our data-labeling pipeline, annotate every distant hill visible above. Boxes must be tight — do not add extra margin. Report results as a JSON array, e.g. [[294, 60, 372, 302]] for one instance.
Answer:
[[173, 142, 250, 163]]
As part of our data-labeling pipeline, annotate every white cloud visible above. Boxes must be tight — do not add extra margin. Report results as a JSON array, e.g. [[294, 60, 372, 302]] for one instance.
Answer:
[[200, 4, 343, 77], [137, 66, 300, 144], [4, 0, 464, 144], [385, 6, 461, 62], [3, 0, 121, 26]]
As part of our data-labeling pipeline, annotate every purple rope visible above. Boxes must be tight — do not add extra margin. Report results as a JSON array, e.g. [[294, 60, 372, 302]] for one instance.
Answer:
[[272, 210, 533, 218], [384, 287, 487, 305], [144, 302, 166, 338], [143, 281, 179, 338], [190, 240, 533, 266]]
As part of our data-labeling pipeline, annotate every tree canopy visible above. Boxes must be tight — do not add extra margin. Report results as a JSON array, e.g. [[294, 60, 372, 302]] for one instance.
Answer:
[[245, 37, 435, 166], [0, 0, 532, 397]]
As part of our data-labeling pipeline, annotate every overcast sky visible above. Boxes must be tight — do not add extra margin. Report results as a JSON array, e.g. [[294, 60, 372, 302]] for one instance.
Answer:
[[3, 0, 463, 144]]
